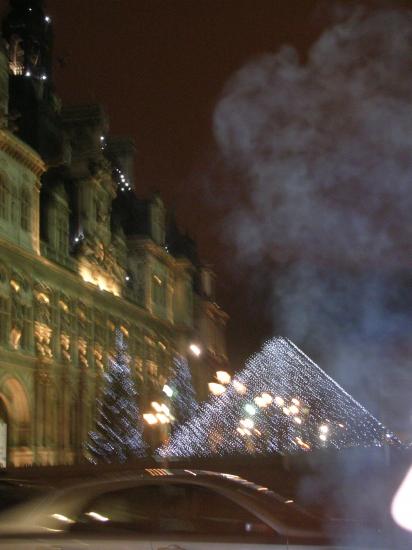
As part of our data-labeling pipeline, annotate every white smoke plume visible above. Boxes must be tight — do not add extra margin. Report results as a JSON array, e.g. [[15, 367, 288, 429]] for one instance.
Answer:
[[213, 4, 412, 436]]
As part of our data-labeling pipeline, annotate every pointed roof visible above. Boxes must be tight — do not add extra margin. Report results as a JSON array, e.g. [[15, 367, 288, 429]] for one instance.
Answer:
[[160, 337, 402, 457]]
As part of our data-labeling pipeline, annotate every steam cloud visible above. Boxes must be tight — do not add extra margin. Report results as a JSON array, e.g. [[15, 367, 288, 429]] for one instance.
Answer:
[[213, 4, 412, 436]]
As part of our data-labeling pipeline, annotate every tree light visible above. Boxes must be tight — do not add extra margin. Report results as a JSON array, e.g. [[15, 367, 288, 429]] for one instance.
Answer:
[[208, 382, 226, 396], [244, 404, 256, 416], [216, 371, 231, 384], [233, 380, 246, 394]]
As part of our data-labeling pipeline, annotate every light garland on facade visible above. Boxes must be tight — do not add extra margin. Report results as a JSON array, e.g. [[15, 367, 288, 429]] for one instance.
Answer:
[[159, 337, 402, 458]]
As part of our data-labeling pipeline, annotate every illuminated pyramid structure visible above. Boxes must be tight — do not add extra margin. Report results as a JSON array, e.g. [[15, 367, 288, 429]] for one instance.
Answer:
[[159, 337, 401, 457]]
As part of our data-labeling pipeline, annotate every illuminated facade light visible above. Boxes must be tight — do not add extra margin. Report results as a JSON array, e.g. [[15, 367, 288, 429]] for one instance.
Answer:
[[41, 74, 47, 81], [291, 398, 300, 406], [151, 401, 162, 412], [294, 417, 302, 424], [275, 396, 285, 406], [319, 433, 327, 441], [289, 404, 299, 415], [216, 370, 231, 385], [45, 15, 51, 23], [25, 70, 31, 77], [189, 343, 201, 356], [319, 424, 329, 434]]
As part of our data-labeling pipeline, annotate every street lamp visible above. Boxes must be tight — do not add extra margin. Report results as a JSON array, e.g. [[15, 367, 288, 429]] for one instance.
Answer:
[[189, 343, 202, 357]]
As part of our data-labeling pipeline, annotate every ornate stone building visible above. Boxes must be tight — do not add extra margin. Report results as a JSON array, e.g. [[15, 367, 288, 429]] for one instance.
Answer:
[[0, 0, 228, 467]]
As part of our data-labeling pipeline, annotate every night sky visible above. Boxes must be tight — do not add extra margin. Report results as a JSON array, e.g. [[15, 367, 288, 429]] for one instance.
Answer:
[[0, 0, 393, 368], [37, 0, 325, 369]]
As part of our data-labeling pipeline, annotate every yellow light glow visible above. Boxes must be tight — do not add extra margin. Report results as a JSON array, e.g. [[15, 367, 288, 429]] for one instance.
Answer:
[[160, 404, 170, 416], [79, 264, 120, 296], [58, 299, 68, 312], [291, 398, 300, 406], [289, 404, 299, 415], [294, 417, 302, 424], [156, 413, 169, 424], [216, 370, 231, 385], [208, 382, 226, 396], [237, 427, 245, 435], [151, 401, 162, 412], [261, 392, 273, 404], [36, 292, 50, 304], [283, 407, 291, 416], [254, 396, 266, 408], [143, 413, 158, 425], [153, 274, 163, 285], [233, 380, 246, 394], [285, 500, 294, 504], [275, 396, 285, 406], [10, 279, 20, 292]]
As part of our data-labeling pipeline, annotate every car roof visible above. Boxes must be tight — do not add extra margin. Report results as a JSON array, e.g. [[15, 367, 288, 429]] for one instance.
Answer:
[[0, 468, 323, 538]]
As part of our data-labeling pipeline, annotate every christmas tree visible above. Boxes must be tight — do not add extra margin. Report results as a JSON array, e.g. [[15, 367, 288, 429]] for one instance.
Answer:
[[87, 328, 147, 463], [159, 337, 401, 458], [168, 355, 198, 429]]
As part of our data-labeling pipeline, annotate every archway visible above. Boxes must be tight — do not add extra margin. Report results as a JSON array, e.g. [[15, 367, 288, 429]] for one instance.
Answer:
[[0, 377, 32, 466]]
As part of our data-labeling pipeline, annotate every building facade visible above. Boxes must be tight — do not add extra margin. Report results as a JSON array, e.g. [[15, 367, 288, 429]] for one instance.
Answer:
[[0, 0, 228, 467]]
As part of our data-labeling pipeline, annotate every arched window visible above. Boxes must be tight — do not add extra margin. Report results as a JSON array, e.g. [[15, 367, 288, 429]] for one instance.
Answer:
[[0, 179, 8, 220], [20, 189, 31, 231]]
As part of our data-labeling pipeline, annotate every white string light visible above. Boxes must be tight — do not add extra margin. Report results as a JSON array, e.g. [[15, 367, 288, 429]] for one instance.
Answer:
[[159, 337, 401, 458]]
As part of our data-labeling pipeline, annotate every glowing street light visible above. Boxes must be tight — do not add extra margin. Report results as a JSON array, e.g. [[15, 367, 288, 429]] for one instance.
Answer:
[[163, 384, 173, 397], [208, 382, 226, 396], [143, 413, 158, 425], [216, 371, 231, 385], [189, 343, 202, 357], [244, 404, 256, 416]]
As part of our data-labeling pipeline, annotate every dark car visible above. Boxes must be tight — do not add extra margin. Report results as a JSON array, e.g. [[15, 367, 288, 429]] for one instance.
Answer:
[[0, 469, 404, 549]]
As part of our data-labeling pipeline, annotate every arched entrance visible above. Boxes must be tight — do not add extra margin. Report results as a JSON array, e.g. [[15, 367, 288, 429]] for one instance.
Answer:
[[0, 398, 9, 468], [0, 377, 32, 466]]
